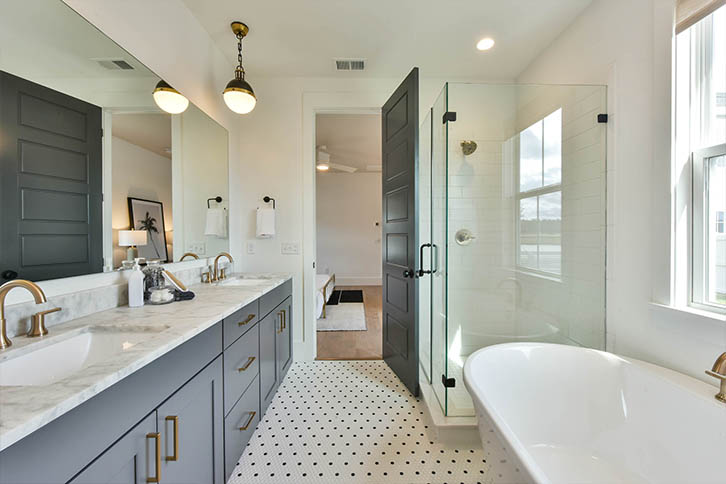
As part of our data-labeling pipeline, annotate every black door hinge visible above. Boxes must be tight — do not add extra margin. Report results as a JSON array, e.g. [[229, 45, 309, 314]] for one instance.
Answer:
[[442, 111, 457, 124], [597, 113, 608, 123], [442, 375, 456, 388]]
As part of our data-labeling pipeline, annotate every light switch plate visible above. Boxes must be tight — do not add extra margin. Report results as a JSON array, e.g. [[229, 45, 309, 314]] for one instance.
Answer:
[[281, 242, 300, 255], [189, 242, 206, 254], [247, 241, 256, 255]]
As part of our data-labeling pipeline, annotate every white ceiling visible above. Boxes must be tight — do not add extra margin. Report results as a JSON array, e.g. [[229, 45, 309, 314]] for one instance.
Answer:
[[316, 114, 381, 173], [113, 113, 172, 159], [182, 0, 592, 79]]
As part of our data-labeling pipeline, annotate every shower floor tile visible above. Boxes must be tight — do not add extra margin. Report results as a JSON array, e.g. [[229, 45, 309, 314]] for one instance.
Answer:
[[227, 360, 492, 484]]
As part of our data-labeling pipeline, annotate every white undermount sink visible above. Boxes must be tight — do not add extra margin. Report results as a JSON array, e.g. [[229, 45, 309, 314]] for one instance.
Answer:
[[0, 325, 168, 387], [216, 278, 269, 287]]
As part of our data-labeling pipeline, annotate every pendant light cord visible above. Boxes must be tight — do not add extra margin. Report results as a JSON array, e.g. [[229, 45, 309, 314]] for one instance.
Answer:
[[236, 33, 245, 80]]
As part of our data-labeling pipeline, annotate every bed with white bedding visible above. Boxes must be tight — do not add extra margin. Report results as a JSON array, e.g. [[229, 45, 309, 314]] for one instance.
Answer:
[[316, 273, 336, 319]]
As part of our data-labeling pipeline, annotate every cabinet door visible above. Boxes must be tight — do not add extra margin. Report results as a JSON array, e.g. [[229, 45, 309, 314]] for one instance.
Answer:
[[259, 309, 279, 415], [157, 357, 224, 484], [69, 412, 157, 484], [276, 297, 293, 382]]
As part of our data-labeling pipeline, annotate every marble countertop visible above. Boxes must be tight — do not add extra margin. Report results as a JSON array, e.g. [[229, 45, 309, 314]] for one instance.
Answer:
[[0, 273, 291, 452]]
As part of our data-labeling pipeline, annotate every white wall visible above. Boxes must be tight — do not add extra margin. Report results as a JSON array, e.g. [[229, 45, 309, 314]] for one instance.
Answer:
[[316, 173, 381, 285], [111, 136, 173, 268], [517, 0, 726, 384]]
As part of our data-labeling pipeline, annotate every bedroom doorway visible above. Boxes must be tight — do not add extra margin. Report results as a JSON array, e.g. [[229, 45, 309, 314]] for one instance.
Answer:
[[315, 113, 383, 360]]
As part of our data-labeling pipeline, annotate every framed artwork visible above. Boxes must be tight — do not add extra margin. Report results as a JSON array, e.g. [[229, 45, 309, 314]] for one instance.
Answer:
[[127, 197, 169, 262]]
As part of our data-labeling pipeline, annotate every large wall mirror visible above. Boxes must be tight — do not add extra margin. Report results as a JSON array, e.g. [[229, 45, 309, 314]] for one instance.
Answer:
[[0, 0, 230, 283]]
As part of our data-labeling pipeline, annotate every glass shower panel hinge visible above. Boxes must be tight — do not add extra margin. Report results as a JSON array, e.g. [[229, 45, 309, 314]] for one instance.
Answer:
[[442, 375, 456, 388], [442, 111, 457, 124]]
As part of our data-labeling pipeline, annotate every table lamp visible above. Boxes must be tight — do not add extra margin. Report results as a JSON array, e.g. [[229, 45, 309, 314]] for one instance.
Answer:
[[119, 230, 148, 262]]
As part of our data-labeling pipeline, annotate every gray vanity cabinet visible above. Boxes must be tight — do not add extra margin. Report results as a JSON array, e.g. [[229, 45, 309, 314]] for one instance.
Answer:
[[157, 357, 224, 484], [276, 296, 293, 380], [69, 412, 156, 484], [259, 309, 279, 416]]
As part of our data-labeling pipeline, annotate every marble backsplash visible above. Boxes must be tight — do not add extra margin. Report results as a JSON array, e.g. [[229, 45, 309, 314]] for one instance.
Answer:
[[3, 264, 209, 339]]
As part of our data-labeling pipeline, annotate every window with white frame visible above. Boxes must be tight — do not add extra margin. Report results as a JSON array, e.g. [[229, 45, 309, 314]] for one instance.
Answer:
[[516, 108, 562, 276], [676, 4, 726, 311]]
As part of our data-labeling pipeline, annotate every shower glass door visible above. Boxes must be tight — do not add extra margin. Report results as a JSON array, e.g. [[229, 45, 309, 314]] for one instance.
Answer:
[[440, 82, 607, 416]]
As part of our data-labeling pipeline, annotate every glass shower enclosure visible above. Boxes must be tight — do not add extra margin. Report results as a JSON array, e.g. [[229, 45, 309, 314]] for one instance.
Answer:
[[419, 82, 607, 416]]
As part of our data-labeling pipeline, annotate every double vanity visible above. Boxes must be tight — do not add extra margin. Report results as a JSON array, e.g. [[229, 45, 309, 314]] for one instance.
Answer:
[[0, 274, 292, 483]]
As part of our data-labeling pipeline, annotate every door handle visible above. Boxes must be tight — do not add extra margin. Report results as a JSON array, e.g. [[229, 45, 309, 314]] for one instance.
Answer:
[[165, 415, 179, 461], [281, 309, 286, 330], [146, 432, 161, 482], [417, 243, 432, 277], [403, 269, 415, 278]]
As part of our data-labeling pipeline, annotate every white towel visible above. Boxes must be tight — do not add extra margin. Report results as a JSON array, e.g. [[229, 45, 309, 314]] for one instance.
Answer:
[[256, 207, 275, 238], [204, 208, 227, 237]]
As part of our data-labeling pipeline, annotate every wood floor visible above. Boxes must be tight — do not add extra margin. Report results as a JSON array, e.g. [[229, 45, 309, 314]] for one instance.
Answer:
[[316, 285, 382, 360]]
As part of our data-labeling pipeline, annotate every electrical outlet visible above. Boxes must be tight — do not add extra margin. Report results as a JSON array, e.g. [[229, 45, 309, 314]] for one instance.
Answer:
[[189, 242, 206, 254], [281, 242, 300, 255], [247, 241, 256, 255]]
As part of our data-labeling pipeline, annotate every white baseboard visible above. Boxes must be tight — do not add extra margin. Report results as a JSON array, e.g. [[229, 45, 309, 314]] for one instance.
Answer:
[[334, 276, 382, 286]]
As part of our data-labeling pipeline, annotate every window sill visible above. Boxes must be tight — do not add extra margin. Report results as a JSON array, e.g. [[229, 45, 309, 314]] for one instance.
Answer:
[[649, 302, 726, 323]]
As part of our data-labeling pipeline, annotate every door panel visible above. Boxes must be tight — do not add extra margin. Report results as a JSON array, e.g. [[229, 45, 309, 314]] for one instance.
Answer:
[[276, 297, 292, 380], [0, 70, 103, 282], [381, 67, 419, 396], [69, 412, 156, 484], [157, 357, 224, 484]]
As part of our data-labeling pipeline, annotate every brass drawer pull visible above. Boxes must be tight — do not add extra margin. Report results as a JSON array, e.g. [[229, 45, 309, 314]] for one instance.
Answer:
[[165, 415, 179, 461], [281, 309, 286, 330], [237, 356, 256, 372], [238, 314, 255, 326], [276, 312, 283, 334], [238, 411, 257, 431], [146, 432, 161, 482]]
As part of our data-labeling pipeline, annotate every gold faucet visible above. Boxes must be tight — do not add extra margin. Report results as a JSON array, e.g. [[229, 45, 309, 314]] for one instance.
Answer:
[[706, 352, 726, 403], [180, 252, 199, 261], [213, 252, 234, 282], [0, 280, 61, 349]]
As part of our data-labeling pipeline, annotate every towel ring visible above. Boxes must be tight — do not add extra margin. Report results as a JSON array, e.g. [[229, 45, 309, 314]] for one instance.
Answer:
[[263, 196, 276, 209], [207, 196, 223, 208]]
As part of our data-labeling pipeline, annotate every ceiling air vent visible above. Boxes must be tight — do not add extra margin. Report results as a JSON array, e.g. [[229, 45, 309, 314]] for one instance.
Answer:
[[334, 58, 365, 72], [94, 58, 135, 70]]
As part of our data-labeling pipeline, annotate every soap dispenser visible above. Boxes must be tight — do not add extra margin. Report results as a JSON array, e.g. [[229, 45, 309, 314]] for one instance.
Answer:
[[128, 259, 145, 308]]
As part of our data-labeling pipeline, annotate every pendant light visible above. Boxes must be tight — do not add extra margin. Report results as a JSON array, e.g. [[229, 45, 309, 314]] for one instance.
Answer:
[[152, 80, 189, 114], [223, 21, 257, 114]]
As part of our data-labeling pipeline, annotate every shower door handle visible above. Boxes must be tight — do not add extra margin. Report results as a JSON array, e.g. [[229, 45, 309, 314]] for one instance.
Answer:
[[417, 243, 432, 277]]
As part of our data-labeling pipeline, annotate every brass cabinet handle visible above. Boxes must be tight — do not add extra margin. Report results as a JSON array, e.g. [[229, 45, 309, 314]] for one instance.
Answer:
[[238, 314, 255, 326], [165, 415, 179, 461], [281, 309, 286, 330], [237, 356, 256, 372], [238, 411, 257, 431], [276, 312, 283, 334], [146, 432, 161, 483]]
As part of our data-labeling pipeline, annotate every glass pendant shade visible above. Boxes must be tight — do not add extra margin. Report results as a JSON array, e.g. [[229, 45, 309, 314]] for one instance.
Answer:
[[152, 80, 189, 114], [223, 78, 256, 114]]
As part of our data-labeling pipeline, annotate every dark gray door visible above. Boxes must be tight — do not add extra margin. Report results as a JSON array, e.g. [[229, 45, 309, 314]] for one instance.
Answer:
[[0, 70, 103, 282], [157, 357, 224, 484], [381, 68, 419, 396], [69, 412, 156, 484]]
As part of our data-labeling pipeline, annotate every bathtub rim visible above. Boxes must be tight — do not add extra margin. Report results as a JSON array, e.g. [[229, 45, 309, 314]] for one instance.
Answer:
[[463, 342, 724, 484]]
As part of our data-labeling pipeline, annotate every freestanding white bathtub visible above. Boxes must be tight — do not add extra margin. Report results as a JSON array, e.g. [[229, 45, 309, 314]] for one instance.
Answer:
[[463, 343, 726, 484]]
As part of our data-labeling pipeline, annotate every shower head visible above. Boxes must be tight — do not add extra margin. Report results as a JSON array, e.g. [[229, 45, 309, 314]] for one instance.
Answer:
[[461, 140, 477, 156]]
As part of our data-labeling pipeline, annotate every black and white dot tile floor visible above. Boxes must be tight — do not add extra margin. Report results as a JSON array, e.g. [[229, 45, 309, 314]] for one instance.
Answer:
[[228, 360, 492, 484]]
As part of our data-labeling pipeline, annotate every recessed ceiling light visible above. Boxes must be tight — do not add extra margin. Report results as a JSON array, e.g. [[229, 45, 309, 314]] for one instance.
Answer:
[[316, 163, 330, 171], [476, 37, 495, 51]]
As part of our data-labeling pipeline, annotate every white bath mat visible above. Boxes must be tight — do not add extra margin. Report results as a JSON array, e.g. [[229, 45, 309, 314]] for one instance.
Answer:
[[317, 302, 366, 331]]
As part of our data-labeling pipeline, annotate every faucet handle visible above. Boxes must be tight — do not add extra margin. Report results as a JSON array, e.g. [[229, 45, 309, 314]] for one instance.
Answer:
[[28, 307, 61, 337]]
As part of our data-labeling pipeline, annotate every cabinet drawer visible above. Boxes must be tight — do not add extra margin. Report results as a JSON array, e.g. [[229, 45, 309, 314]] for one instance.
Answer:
[[259, 278, 292, 319], [224, 324, 259, 414], [223, 299, 259, 348], [224, 375, 260, 480]]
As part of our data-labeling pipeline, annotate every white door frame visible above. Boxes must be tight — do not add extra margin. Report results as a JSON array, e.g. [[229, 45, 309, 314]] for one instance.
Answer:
[[299, 90, 389, 361]]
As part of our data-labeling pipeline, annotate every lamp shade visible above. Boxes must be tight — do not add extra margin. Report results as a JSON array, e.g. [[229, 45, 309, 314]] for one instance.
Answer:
[[119, 230, 148, 247], [153, 80, 189, 114], [223, 78, 256, 114]]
